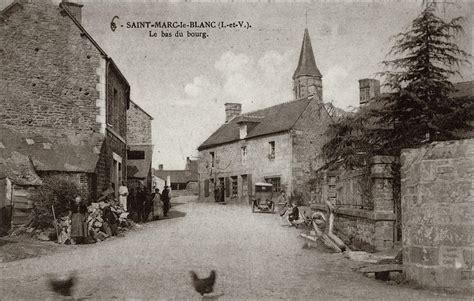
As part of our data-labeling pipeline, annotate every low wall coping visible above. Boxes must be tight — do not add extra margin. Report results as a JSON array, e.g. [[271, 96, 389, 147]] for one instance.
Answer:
[[310, 203, 396, 221], [371, 155, 398, 164]]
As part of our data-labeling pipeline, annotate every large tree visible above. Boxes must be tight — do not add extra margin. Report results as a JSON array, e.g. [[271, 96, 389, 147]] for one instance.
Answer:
[[323, 3, 472, 168], [377, 3, 471, 148]]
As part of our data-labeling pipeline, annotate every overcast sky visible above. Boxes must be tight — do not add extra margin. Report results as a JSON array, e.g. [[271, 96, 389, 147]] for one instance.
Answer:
[[3, 0, 472, 169]]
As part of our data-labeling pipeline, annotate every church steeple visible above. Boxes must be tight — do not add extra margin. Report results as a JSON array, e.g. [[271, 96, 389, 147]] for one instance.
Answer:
[[293, 29, 322, 101]]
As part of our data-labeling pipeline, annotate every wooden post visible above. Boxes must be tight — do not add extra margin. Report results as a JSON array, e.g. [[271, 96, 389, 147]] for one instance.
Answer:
[[51, 205, 60, 243]]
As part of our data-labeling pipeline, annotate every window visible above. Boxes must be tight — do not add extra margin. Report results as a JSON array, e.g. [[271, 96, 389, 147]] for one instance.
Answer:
[[127, 150, 145, 160], [231, 176, 238, 197], [241, 174, 248, 196], [241, 146, 247, 165], [239, 124, 247, 139], [210, 152, 215, 167], [268, 141, 275, 159], [265, 177, 281, 192]]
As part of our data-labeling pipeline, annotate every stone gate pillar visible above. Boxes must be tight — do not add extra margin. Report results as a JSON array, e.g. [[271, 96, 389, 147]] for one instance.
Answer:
[[401, 139, 474, 292]]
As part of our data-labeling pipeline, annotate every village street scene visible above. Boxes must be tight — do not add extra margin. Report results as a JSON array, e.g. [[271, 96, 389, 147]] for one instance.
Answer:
[[0, 0, 473, 299]]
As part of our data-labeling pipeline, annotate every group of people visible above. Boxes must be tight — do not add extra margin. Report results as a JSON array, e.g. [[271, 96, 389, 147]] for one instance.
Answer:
[[67, 183, 172, 244], [126, 185, 171, 223]]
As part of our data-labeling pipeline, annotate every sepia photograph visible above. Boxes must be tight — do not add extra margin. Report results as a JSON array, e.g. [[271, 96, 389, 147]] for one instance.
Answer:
[[0, 0, 472, 299]]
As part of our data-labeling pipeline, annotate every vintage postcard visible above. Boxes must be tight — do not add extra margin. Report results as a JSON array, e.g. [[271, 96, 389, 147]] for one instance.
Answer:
[[0, 0, 472, 299]]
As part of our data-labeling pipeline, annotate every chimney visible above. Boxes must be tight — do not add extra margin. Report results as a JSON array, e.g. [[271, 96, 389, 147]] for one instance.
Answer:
[[158, 164, 163, 170], [224, 103, 242, 123], [358, 79, 380, 106], [62, 1, 83, 24]]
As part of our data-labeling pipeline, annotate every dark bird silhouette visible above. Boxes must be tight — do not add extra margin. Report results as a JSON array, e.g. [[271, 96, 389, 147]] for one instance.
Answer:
[[48, 271, 77, 297], [190, 270, 216, 296]]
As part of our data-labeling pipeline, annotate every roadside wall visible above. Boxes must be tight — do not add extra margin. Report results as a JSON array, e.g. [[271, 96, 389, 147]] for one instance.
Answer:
[[401, 139, 474, 292], [312, 156, 397, 252]]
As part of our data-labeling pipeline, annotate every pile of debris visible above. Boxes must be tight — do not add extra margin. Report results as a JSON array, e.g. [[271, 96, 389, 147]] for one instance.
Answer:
[[84, 200, 132, 243], [10, 196, 135, 244]]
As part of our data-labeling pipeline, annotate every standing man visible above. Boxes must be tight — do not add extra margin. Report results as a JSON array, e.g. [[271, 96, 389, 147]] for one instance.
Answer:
[[161, 185, 171, 216], [136, 186, 145, 223], [127, 188, 137, 219], [118, 181, 129, 211]]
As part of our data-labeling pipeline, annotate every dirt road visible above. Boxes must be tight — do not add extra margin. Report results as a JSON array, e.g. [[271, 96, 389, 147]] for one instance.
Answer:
[[0, 195, 460, 300]]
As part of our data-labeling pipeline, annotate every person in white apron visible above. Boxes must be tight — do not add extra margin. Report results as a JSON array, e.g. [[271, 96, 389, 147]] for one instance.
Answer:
[[118, 181, 129, 211]]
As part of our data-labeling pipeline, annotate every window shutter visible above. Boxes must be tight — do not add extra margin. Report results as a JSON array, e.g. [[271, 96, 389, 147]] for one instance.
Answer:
[[247, 174, 253, 196], [204, 179, 209, 197], [225, 177, 230, 197]]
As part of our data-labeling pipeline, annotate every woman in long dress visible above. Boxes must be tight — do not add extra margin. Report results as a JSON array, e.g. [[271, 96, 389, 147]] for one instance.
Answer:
[[69, 196, 88, 244]]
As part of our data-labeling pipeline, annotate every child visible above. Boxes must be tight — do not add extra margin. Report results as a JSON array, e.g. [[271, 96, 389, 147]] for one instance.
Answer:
[[287, 201, 300, 226]]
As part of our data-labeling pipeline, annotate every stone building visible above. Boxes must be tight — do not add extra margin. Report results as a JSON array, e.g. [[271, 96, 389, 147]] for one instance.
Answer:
[[153, 158, 199, 191], [197, 29, 335, 203], [0, 0, 130, 199], [126, 100, 154, 192]]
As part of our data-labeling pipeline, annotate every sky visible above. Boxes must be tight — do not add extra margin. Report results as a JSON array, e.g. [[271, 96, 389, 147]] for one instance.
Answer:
[[3, 0, 472, 169]]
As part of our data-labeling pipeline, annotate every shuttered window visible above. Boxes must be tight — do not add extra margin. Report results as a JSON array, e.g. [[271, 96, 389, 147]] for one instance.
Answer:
[[204, 179, 209, 197], [225, 177, 230, 197], [247, 174, 253, 196]]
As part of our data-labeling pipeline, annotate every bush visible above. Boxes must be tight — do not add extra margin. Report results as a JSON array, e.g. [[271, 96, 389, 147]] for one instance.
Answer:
[[30, 176, 86, 230], [290, 191, 304, 207]]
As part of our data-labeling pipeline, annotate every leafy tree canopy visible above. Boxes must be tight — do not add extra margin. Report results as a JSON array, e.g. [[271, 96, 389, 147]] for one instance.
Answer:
[[322, 3, 472, 169]]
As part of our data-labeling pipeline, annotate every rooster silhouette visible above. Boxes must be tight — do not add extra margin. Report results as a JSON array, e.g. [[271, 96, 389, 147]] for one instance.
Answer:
[[48, 271, 77, 297], [190, 270, 216, 297]]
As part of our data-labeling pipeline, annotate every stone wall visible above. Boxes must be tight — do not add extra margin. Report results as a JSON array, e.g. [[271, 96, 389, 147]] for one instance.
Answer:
[[0, 1, 129, 198], [39, 171, 94, 200], [312, 156, 397, 252], [291, 101, 332, 201], [106, 66, 128, 139], [95, 130, 127, 193], [198, 132, 293, 203], [127, 101, 153, 145], [401, 139, 474, 292], [0, 0, 102, 134]]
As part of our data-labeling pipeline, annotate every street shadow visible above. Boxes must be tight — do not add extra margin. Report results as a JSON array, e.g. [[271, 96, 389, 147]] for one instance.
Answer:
[[170, 201, 186, 207], [162, 209, 186, 220]]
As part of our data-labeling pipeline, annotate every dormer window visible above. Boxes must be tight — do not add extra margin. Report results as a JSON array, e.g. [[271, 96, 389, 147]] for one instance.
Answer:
[[239, 124, 247, 139]]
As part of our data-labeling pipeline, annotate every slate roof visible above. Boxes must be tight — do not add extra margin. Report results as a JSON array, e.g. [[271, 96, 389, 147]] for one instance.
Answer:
[[153, 170, 198, 183], [0, 152, 42, 186], [0, 126, 104, 173], [293, 28, 322, 79], [198, 97, 312, 151]]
